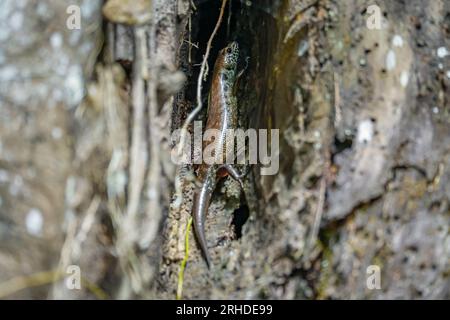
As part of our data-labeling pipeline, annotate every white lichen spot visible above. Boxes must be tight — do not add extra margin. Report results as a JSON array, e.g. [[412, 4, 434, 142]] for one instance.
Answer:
[[438, 63, 443, 70], [26, 208, 44, 236], [9, 11, 24, 30], [392, 35, 403, 47], [147, 188, 157, 200], [446, 70, 450, 79], [64, 65, 85, 107], [400, 71, 409, 87], [52, 88, 63, 102], [0, 65, 17, 81], [52, 127, 63, 140], [386, 50, 396, 71], [437, 47, 449, 58], [297, 40, 309, 57], [81, 1, 99, 19], [50, 32, 63, 48], [110, 171, 127, 196], [0, 27, 8, 42], [36, 2, 49, 16], [0, 169, 9, 183], [357, 119, 375, 144], [432, 106, 439, 114]]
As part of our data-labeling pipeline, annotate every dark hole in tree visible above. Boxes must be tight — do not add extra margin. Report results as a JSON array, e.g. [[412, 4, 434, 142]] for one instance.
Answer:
[[180, 0, 277, 233], [188, 0, 248, 105], [186, 0, 276, 130], [231, 204, 249, 239], [332, 135, 353, 157]]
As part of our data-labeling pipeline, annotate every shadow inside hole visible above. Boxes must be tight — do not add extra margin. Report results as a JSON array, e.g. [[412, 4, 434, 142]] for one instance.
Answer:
[[231, 204, 249, 239], [333, 135, 354, 156]]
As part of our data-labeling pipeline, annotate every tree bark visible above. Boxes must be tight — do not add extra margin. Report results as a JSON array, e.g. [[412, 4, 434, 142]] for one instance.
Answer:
[[0, 0, 448, 299]]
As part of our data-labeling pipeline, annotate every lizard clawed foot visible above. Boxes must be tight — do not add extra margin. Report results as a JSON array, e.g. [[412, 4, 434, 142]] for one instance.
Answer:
[[221, 164, 249, 189], [237, 56, 250, 79]]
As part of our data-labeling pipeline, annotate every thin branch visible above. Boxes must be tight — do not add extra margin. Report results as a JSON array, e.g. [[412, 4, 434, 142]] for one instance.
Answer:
[[141, 17, 161, 249], [126, 26, 148, 231], [183, 39, 199, 49], [177, 0, 228, 157], [309, 175, 326, 247], [333, 72, 341, 128]]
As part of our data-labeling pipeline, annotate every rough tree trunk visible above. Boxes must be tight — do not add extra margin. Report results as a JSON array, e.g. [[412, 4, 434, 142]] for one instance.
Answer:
[[0, 0, 448, 299]]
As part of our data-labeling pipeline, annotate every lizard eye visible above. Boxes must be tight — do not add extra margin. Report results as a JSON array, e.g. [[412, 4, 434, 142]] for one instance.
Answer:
[[226, 47, 232, 54]]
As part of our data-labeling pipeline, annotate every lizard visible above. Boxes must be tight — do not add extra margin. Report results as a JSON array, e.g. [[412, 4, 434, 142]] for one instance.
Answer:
[[192, 41, 247, 269]]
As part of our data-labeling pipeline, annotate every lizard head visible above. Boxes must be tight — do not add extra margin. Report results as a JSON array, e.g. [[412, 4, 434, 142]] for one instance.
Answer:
[[219, 41, 239, 71]]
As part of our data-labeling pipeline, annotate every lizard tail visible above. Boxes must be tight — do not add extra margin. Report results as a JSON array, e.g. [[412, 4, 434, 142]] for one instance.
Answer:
[[192, 171, 215, 269]]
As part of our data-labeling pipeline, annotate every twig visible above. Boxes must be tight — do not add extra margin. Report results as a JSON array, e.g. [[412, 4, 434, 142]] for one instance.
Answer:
[[309, 175, 326, 247], [176, 217, 193, 300], [52, 196, 101, 298], [0, 269, 108, 299], [114, 25, 149, 298], [190, 0, 197, 11], [73, 196, 101, 258], [334, 72, 341, 128], [227, 0, 232, 38], [125, 26, 148, 235], [183, 39, 199, 49], [141, 17, 161, 249], [188, 17, 193, 63], [177, 0, 228, 157], [81, 277, 110, 300]]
